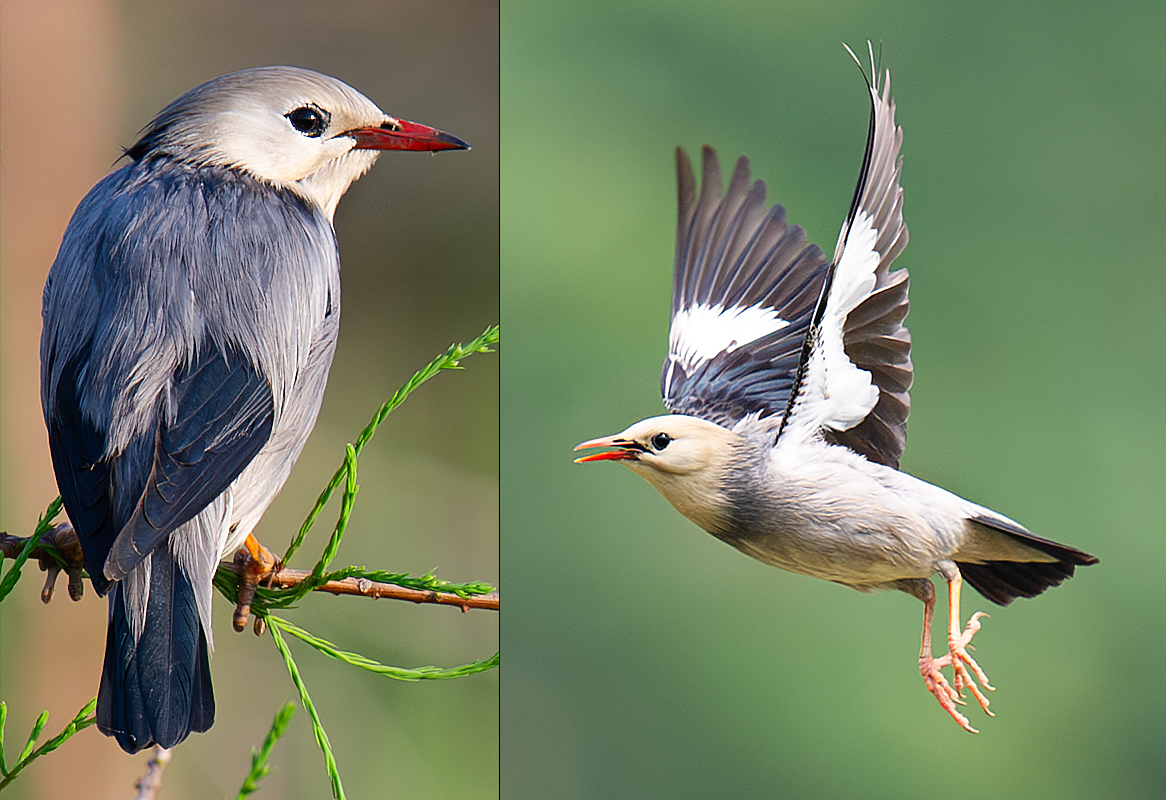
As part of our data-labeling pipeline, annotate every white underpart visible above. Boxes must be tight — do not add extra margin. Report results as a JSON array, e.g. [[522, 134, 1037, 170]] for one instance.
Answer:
[[666, 302, 789, 395], [173, 493, 232, 652], [784, 210, 881, 442]]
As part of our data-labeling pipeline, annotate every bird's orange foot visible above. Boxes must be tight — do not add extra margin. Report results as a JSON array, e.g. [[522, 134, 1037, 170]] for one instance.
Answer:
[[233, 534, 281, 634], [920, 611, 995, 733], [947, 611, 995, 716]]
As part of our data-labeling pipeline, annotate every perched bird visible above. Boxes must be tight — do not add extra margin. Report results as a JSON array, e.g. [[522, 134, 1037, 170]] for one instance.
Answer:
[[574, 49, 1097, 732], [40, 66, 468, 753]]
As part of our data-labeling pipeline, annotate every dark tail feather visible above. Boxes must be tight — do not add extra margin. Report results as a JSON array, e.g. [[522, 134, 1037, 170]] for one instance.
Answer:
[[958, 514, 1099, 607], [97, 587, 148, 751], [96, 554, 215, 754]]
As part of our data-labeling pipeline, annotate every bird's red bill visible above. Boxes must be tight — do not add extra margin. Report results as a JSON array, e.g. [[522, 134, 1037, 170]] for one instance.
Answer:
[[346, 119, 469, 152], [573, 436, 638, 463]]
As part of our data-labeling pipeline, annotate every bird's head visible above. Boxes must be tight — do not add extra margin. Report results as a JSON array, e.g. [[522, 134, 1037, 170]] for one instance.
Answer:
[[574, 415, 744, 531], [126, 66, 468, 218]]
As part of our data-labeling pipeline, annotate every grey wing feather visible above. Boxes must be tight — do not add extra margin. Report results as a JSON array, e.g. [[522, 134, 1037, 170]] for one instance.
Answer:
[[824, 68, 912, 467], [778, 62, 913, 467], [45, 346, 120, 595], [41, 158, 338, 588], [104, 345, 274, 580], [663, 146, 828, 429]]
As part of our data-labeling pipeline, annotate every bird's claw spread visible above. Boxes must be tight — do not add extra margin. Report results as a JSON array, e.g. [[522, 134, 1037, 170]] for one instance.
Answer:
[[233, 534, 281, 634], [920, 611, 994, 733]]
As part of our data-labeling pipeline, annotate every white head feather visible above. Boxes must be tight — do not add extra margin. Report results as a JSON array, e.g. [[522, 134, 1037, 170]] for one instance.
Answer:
[[578, 414, 746, 532], [130, 66, 396, 219]]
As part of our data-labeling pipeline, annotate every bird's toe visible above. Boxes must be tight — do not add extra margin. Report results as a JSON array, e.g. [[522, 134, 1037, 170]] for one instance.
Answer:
[[233, 534, 281, 633], [919, 654, 977, 732]]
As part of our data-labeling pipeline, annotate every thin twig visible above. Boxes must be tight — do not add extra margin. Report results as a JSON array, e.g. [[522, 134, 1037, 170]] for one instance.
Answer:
[[133, 746, 171, 800], [219, 563, 499, 611]]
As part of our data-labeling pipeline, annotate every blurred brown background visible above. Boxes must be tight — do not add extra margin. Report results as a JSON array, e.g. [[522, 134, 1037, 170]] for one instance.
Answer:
[[0, 0, 498, 797]]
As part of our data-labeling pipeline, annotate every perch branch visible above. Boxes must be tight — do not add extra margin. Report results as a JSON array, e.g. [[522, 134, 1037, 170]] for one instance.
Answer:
[[219, 562, 499, 611], [133, 746, 171, 800], [2, 527, 498, 613]]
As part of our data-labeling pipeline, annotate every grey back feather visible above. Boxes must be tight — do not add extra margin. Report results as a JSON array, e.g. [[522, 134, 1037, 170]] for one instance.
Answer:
[[42, 156, 340, 598]]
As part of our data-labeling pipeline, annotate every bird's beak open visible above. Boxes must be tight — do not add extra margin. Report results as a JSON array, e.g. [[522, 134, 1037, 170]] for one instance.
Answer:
[[346, 118, 469, 152], [573, 435, 642, 463]]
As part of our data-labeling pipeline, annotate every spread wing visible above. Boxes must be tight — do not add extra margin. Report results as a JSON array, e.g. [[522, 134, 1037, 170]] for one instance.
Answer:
[[777, 54, 913, 468], [661, 146, 828, 429]]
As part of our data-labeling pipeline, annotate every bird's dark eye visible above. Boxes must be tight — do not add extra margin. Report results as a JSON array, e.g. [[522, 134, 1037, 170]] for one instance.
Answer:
[[651, 433, 672, 451], [285, 105, 330, 137]]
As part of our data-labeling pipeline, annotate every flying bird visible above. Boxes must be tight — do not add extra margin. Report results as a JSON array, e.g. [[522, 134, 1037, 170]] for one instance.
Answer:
[[40, 66, 468, 753], [574, 49, 1097, 732]]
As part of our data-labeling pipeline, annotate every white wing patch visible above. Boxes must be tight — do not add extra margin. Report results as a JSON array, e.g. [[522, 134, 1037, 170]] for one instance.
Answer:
[[669, 302, 789, 369], [785, 210, 881, 440], [665, 303, 789, 398]]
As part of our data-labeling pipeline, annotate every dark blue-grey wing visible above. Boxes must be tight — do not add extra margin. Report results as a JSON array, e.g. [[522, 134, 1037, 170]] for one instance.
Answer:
[[662, 146, 828, 429], [104, 345, 274, 581], [46, 347, 121, 595]]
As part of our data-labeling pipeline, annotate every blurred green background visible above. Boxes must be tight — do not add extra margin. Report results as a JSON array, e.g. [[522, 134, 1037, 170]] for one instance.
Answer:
[[0, 0, 497, 797], [502, 1, 1163, 798]]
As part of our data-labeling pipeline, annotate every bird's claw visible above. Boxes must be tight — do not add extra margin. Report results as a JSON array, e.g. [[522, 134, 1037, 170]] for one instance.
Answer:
[[32, 524, 87, 604], [233, 535, 281, 633], [920, 654, 976, 732], [948, 612, 994, 713], [921, 610, 994, 732]]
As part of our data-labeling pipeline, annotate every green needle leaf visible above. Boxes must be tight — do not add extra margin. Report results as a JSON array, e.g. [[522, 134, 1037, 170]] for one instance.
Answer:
[[269, 616, 499, 680], [283, 325, 498, 564], [0, 698, 97, 791], [269, 620, 345, 800], [237, 702, 296, 798]]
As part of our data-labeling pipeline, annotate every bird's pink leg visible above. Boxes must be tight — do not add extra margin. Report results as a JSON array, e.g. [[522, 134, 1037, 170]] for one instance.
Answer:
[[916, 572, 994, 732]]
